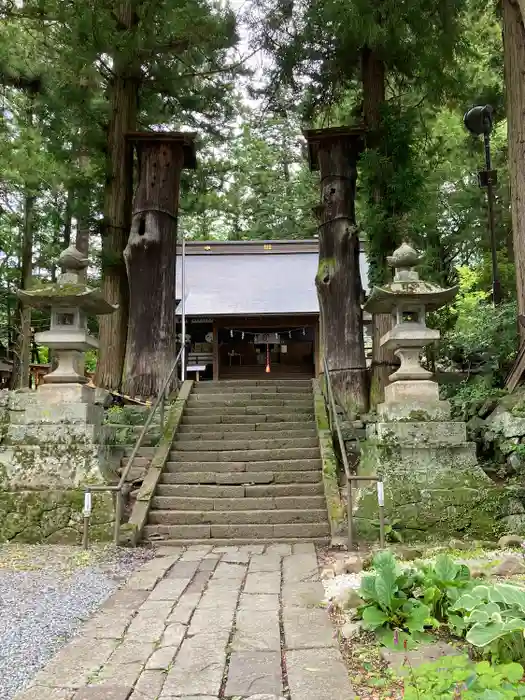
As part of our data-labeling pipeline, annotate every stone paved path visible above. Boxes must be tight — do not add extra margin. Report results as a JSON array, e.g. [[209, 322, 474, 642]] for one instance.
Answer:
[[14, 543, 353, 700]]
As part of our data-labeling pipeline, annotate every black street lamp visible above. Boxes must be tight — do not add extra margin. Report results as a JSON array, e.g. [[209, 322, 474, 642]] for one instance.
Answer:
[[464, 105, 501, 305]]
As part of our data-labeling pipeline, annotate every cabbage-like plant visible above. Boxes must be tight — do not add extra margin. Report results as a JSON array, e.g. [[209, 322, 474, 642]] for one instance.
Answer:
[[358, 550, 437, 648], [452, 583, 525, 663]]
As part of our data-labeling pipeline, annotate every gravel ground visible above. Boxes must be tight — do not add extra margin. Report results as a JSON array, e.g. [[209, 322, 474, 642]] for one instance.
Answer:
[[0, 544, 154, 700]]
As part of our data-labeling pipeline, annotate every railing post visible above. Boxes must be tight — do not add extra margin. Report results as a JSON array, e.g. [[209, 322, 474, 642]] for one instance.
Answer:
[[113, 491, 122, 546], [377, 481, 386, 549], [82, 489, 91, 550], [347, 478, 355, 551], [159, 391, 165, 431]]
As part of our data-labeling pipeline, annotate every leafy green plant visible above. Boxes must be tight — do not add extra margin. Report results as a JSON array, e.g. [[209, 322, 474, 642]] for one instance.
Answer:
[[357, 551, 437, 648], [451, 583, 525, 663], [402, 654, 525, 699], [105, 405, 125, 424], [416, 554, 472, 622]]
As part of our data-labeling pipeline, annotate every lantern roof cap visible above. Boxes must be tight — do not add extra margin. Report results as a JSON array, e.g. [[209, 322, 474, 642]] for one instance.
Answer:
[[363, 242, 458, 314], [16, 245, 117, 314]]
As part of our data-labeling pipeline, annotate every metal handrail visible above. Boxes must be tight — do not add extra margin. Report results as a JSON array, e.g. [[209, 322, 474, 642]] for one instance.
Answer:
[[322, 356, 385, 550], [82, 346, 185, 548]]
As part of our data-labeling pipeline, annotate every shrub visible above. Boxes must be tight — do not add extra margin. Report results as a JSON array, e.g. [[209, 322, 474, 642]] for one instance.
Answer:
[[402, 654, 525, 699], [357, 551, 437, 648], [451, 583, 525, 663]]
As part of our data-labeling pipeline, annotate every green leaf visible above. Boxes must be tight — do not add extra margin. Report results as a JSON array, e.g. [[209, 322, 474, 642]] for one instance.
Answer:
[[490, 583, 525, 611], [378, 627, 416, 650], [434, 553, 459, 583], [361, 606, 389, 630], [454, 586, 490, 612], [373, 551, 398, 610], [466, 618, 525, 647], [359, 574, 378, 604], [405, 601, 431, 633], [448, 613, 467, 635], [500, 662, 524, 683]]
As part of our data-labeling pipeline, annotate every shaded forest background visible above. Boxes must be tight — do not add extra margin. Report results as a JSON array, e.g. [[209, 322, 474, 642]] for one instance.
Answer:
[[0, 0, 518, 403]]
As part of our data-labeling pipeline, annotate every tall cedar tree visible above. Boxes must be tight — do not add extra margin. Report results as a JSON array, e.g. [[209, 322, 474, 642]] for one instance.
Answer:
[[252, 0, 471, 407], [2, 0, 237, 391], [503, 0, 525, 341]]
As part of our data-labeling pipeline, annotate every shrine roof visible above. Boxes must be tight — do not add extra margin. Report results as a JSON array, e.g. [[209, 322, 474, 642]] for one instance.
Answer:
[[175, 239, 369, 318]]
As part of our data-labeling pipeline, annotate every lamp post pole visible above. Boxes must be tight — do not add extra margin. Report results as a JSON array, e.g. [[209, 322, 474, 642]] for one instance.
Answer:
[[464, 105, 501, 305]]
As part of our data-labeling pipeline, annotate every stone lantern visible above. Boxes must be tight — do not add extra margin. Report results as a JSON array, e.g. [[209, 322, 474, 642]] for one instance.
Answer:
[[353, 242, 501, 543], [0, 245, 119, 544], [18, 245, 116, 394], [363, 242, 457, 420]]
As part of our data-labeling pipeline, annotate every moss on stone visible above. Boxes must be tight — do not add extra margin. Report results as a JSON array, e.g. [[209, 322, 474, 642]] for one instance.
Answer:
[[0, 488, 113, 544], [355, 436, 507, 543]]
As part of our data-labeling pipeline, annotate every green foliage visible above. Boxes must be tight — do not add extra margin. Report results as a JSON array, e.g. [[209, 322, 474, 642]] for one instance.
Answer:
[[444, 378, 506, 421], [402, 654, 525, 699], [358, 551, 437, 648], [418, 554, 472, 622], [182, 111, 318, 241], [452, 583, 525, 663], [439, 267, 518, 375], [360, 105, 426, 286]]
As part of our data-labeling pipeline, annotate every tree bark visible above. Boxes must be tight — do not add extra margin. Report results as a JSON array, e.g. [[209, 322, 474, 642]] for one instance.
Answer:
[[503, 0, 525, 342], [122, 136, 188, 398], [94, 1, 138, 391], [315, 133, 368, 418], [11, 190, 35, 389], [362, 46, 398, 406]]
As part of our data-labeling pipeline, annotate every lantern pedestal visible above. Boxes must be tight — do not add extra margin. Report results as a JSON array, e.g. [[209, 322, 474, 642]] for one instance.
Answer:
[[354, 243, 504, 542]]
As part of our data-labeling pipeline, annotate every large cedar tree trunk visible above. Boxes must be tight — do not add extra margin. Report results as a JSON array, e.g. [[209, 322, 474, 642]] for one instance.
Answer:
[[11, 190, 35, 389], [95, 2, 138, 391], [122, 136, 189, 398], [503, 0, 525, 342], [362, 46, 398, 406], [315, 133, 368, 418]]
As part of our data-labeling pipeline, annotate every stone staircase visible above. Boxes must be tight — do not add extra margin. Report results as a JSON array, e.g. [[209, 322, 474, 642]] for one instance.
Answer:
[[142, 379, 331, 545]]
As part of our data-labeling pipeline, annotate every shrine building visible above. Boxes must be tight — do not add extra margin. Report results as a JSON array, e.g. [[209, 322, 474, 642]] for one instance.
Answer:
[[176, 239, 370, 381]]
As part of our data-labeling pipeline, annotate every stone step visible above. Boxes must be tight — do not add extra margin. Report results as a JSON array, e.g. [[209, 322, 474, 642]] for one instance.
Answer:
[[151, 495, 326, 511], [177, 421, 316, 434], [118, 466, 145, 482], [120, 457, 152, 469], [168, 447, 321, 462], [122, 446, 156, 458], [189, 392, 312, 402], [176, 428, 317, 441], [166, 459, 322, 473], [160, 470, 322, 485], [143, 537, 330, 546], [194, 384, 312, 395], [172, 437, 318, 452], [148, 509, 328, 525], [182, 413, 314, 424], [186, 398, 313, 409], [197, 380, 312, 388], [155, 483, 324, 498], [143, 522, 331, 540]]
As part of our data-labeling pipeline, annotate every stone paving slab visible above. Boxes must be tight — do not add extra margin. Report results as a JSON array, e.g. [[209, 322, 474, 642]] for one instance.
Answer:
[[74, 687, 133, 700], [15, 690, 75, 700], [13, 544, 353, 700], [283, 608, 337, 650], [225, 651, 282, 697], [231, 610, 280, 651], [244, 571, 281, 594], [161, 635, 226, 697], [286, 648, 353, 700]]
